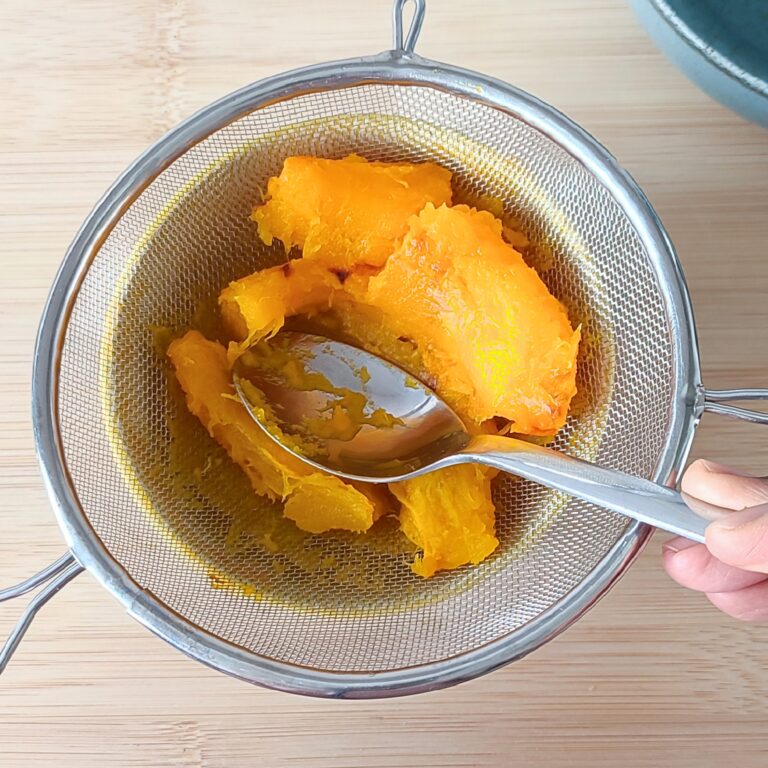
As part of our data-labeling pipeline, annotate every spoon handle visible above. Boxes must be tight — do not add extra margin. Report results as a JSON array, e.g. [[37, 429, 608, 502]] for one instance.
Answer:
[[459, 435, 731, 543]]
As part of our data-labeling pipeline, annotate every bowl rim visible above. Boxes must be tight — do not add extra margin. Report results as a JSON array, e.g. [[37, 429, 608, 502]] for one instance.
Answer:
[[645, 0, 768, 97], [31, 50, 702, 698]]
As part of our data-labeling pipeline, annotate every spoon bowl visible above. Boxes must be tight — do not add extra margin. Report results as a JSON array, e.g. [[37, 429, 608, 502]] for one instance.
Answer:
[[233, 332, 470, 479]]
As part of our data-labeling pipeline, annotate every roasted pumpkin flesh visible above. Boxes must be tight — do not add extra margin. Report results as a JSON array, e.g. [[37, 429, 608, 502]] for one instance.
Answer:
[[169, 155, 579, 577]]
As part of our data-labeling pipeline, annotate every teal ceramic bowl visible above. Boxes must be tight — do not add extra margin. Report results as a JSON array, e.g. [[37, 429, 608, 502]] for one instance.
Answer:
[[629, 0, 768, 127]]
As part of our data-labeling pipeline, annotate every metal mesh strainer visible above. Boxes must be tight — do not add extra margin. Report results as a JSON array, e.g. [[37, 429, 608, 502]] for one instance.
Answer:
[[3, 0, 765, 697]]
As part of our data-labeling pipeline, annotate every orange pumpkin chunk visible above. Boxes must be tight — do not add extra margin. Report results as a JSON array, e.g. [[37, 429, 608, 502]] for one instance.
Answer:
[[219, 259, 344, 343], [251, 154, 453, 269], [391, 464, 499, 578], [167, 330, 378, 534], [366, 203, 580, 435]]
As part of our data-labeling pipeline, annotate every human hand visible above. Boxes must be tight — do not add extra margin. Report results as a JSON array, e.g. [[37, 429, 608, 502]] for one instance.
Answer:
[[662, 459, 768, 621]]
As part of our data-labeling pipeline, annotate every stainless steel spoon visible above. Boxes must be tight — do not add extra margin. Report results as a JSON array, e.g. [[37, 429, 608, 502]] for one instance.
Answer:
[[234, 331, 725, 542]]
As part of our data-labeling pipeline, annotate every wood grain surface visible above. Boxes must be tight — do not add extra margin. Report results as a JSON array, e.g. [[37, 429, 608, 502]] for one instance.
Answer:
[[1, 1, 767, 766]]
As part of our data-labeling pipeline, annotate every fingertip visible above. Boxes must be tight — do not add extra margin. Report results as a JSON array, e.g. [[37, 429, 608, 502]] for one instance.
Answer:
[[662, 540, 708, 586], [680, 459, 726, 495], [682, 459, 768, 510], [662, 536, 768, 592], [706, 504, 768, 573], [661, 535, 698, 556]]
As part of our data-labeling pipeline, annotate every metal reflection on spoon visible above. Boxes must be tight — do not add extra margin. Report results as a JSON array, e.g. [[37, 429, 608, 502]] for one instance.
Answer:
[[233, 333, 469, 477]]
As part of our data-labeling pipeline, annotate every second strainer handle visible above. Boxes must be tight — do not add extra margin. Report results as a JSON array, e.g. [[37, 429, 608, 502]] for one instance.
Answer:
[[457, 435, 732, 543]]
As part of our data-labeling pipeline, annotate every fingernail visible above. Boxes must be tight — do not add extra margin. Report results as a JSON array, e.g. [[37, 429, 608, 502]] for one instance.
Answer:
[[699, 460, 752, 478], [701, 459, 738, 475], [709, 505, 768, 533], [662, 537, 698, 555]]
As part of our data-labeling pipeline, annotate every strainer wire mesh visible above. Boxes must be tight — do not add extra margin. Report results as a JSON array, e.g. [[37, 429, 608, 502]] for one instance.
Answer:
[[56, 83, 674, 673]]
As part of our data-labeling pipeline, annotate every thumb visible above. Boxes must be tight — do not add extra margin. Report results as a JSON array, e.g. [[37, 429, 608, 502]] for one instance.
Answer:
[[681, 459, 768, 510], [706, 503, 768, 575]]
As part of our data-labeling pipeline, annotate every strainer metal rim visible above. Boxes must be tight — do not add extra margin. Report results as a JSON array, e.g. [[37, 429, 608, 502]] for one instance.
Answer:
[[31, 49, 702, 697]]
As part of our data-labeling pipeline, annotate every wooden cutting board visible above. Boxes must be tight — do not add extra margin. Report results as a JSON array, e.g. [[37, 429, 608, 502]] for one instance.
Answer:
[[1, 1, 766, 766]]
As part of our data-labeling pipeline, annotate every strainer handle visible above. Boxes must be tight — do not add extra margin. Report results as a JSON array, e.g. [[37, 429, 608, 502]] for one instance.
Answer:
[[703, 388, 768, 425], [0, 552, 83, 675], [392, 0, 426, 54], [458, 435, 736, 543]]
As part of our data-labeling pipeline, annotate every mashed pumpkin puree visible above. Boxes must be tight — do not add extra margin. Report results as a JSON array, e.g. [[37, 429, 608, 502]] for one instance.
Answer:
[[168, 155, 580, 576]]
